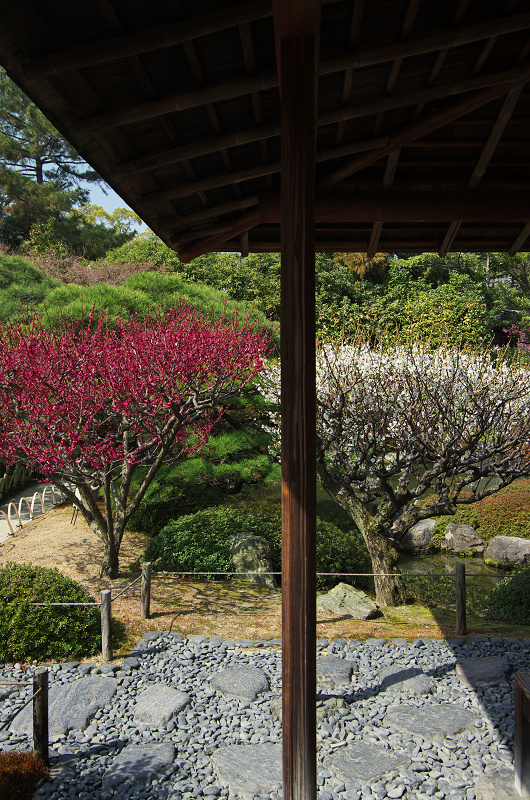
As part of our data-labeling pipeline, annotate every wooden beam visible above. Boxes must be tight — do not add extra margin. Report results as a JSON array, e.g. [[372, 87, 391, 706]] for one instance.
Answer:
[[319, 67, 530, 187], [72, 70, 279, 134], [156, 195, 258, 231], [176, 209, 260, 262], [321, 10, 530, 76], [19, 0, 273, 79], [510, 222, 530, 255], [112, 64, 520, 180], [258, 191, 530, 221], [276, 29, 319, 800]]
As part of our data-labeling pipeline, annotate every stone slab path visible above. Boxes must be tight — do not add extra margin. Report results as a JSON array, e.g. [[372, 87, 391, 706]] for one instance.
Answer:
[[0, 634, 523, 800]]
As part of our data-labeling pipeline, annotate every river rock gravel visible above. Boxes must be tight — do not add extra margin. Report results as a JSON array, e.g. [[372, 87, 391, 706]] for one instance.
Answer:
[[0, 632, 525, 800]]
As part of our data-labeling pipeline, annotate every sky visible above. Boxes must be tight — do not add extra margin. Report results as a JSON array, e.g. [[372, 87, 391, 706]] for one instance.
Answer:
[[88, 181, 148, 232]]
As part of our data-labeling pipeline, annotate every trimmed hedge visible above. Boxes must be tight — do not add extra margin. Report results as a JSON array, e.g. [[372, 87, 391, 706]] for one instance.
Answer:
[[482, 567, 530, 625], [142, 501, 372, 590], [0, 563, 100, 661]]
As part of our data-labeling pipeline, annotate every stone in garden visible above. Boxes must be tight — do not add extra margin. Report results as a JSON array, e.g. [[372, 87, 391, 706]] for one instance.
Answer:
[[9, 676, 117, 739], [455, 656, 511, 687], [384, 704, 478, 738], [484, 535, 530, 566], [121, 656, 140, 670], [211, 743, 282, 800], [316, 582, 379, 620], [102, 743, 175, 788], [379, 665, 434, 695], [317, 655, 356, 686], [442, 523, 484, 553], [475, 770, 518, 800], [270, 694, 347, 723], [400, 519, 436, 552], [133, 685, 190, 725], [326, 742, 411, 784], [210, 666, 269, 701], [229, 533, 277, 589]]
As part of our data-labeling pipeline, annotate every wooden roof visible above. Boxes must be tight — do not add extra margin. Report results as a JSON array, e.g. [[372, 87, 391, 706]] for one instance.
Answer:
[[1, 1, 530, 260]]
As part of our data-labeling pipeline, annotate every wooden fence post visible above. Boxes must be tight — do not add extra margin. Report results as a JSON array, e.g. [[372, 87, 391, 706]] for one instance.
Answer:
[[141, 562, 152, 619], [515, 672, 530, 797], [100, 589, 112, 661], [456, 562, 466, 637], [33, 667, 48, 766]]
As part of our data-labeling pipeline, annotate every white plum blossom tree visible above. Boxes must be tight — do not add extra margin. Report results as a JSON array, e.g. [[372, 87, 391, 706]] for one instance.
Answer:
[[263, 337, 530, 605]]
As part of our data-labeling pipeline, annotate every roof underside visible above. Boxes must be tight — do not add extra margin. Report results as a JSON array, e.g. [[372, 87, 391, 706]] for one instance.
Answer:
[[1, 0, 530, 259]]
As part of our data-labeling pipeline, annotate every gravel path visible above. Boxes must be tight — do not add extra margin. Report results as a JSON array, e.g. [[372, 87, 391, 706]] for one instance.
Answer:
[[0, 633, 525, 800]]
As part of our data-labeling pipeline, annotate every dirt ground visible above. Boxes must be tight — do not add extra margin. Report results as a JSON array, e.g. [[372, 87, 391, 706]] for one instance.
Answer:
[[0, 501, 525, 663]]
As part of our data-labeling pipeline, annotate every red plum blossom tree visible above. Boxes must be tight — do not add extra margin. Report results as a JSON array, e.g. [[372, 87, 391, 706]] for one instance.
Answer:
[[0, 305, 270, 577]]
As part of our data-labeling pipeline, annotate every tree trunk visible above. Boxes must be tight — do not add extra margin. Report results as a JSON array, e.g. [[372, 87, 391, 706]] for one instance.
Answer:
[[100, 532, 120, 579], [365, 536, 407, 607]]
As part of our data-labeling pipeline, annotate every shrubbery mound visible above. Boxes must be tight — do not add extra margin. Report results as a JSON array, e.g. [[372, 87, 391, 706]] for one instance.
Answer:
[[143, 502, 371, 590], [0, 750, 49, 800], [482, 567, 530, 625], [0, 563, 100, 661]]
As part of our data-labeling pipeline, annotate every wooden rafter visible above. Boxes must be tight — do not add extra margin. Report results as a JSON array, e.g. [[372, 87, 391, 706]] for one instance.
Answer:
[[439, 83, 525, 255], [17, 0, 273, 78]]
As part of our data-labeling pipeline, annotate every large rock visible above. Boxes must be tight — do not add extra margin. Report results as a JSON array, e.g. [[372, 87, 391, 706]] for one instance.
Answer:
[[384, 704, 478, 739], [400, 519, 436, 552], [211, 666, 269, 701], [102, 744, 175, 789], [316, 582, 379, 620], [326, 742, 411, 785], [379, 665, 434, 696], [455, 656, 511, 687], [211, 743, 282, 800], [10, 676, 117, 740], [133, 685, 190, 726], [229, 534, 277, 589], [441, 523, 484, 553], [485, 535, 530, 566]]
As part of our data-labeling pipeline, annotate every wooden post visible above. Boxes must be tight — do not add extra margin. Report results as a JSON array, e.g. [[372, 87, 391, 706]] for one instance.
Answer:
[[455, 562, 466, 636], [100, 589, 112, 661], [33, 667, 48, 766], [141, 562, 152, 619], [278, 32, 319, 800], [515, 672, 530, 797]]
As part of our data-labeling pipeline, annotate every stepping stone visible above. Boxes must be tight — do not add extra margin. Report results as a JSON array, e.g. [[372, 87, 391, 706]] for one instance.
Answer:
[[317, 655, 355, 686], [379, 666, 434, 696], [133, 685, 190, 726], [384, 704, 478, 739], [9, 676, 117, 740], [326, 742, 411, 784], [211, 667, 269, 701], [455, 656, 511, 687], [475, 770, 518, 800], [211, 743, 282, 800], [102, 743, 175, 789], [270, 695, 347, 723]]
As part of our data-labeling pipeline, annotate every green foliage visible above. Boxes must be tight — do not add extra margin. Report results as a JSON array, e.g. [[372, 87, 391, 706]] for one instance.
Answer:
[[0, 563, 100, 661], [130, 393, 280, 534], [0, 750, 49, 800], [143, 508, 235, 575], [0, 251, 59, 321], [37, 271, 276, 346], [144, 499, 371, 590], [430, 480, 530, 548], [482, 567, 530, 624]]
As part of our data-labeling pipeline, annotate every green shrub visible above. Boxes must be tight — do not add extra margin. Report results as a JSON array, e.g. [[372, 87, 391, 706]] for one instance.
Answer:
[[482, 568, 530, 625], [427, 479, 530, 550], [0, 563, 100, 661], [142, 508, 235, 576], [0, 750, 49, 800], [143, 502, 372, 590]]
